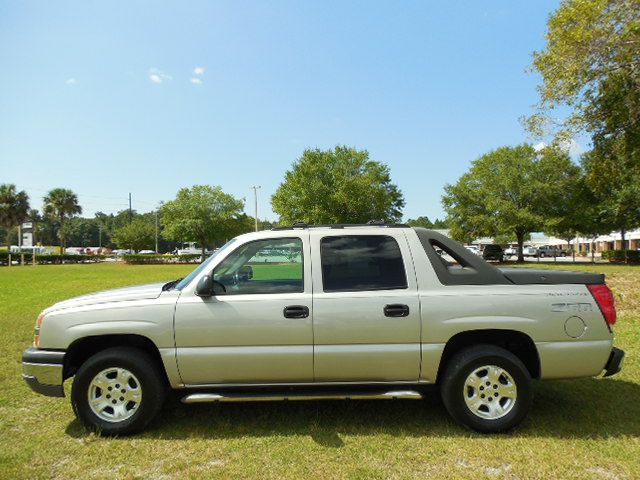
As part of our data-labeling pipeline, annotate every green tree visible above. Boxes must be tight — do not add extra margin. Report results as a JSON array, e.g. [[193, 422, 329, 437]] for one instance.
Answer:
[[442, 145, 577, 262], [0, 184, 30, 249], [160, 185, 245, 260], [528, 0, 640, 241], [43, 188, 82, 253], [406, 216, 449, 229], [528, 0, 640, 142], [111, 219, 156, 252], [543, 166, 599, 260], [582, 143, 640, 257], [406, 216, 433, 228], [271, 146, 404, 224]]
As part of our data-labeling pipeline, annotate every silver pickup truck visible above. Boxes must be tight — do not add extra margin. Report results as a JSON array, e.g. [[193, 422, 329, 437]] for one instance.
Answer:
[[22, 224, 624, 435]]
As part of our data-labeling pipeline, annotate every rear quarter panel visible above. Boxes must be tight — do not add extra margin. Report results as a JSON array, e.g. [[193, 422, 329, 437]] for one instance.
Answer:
[[404, 230, 613, 382]]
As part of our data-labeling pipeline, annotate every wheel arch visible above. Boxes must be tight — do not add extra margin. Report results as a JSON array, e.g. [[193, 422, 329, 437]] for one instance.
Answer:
[[436, 329, 540, 382], [63, 334, 169, 385]]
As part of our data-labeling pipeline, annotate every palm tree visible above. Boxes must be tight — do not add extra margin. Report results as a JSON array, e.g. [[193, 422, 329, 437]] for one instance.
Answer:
[[0, 184, 30, 250], [43, 188, 82, 254]]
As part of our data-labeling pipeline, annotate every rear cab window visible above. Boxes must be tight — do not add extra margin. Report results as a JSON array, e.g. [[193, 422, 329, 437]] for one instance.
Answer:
[[320, 235, 408, 292]]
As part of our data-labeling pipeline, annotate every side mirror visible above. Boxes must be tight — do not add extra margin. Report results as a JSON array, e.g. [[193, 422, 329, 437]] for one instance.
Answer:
[[195, 275, 227, 297], [195, 275, 213, 297]]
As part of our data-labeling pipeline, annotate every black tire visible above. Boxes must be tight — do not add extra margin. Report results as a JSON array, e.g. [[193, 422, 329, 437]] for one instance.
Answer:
[[539, 252, 545, 258], [439, 345, 532, 433], [71, 347, 167, 436]]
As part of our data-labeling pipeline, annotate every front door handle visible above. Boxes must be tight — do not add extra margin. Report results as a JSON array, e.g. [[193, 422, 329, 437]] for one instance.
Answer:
[[384, 304, 410, 317], [283, 305, 309, 319]]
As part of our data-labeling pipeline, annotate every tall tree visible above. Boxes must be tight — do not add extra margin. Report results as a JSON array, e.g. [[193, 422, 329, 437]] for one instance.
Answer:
[[271, 146, 405, 224], [582, 144, 640, 255], [43, 188, 82, 253], [111, 219, 156, 252], [0, 184, 30, 250], [442, 145, 577, 262], [160, 185, 245, 260], [527, 0, 640, 142], [528, 0, 640, 240], [543, 166, 602, 260]]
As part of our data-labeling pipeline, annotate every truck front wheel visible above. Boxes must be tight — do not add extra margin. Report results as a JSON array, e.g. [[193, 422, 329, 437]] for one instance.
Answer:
[[439, 345, 532, 433], [71, 347, 167, 435]]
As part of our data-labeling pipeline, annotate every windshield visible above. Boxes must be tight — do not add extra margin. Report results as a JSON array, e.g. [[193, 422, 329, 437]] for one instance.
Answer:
[[174, 239, 238, 290]]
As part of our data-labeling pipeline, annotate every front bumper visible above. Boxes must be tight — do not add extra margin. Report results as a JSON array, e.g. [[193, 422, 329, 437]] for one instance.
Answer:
[[603, 347, 625, 377], [22, 347, 65, 397]]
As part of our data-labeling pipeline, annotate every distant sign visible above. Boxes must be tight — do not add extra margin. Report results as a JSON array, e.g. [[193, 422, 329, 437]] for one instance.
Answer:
[[22, 222, 33, 230], [22, 232, 33, 247]]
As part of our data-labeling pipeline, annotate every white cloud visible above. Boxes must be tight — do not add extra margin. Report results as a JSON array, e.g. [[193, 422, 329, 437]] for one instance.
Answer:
[[193, 66, 205, 76], [148, 68, 172, 84], [65, 78, 77, 85], [562, 138, 586, 158], [190, 77, 203, 84]]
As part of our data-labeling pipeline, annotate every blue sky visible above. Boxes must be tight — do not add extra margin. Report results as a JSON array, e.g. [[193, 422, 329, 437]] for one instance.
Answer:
[[0, 1, 565, 221]]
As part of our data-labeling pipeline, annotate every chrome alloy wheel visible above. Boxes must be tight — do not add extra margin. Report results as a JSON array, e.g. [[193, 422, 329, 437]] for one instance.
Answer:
[[87, 367, 142, 423], [463, 365, 517, 420]]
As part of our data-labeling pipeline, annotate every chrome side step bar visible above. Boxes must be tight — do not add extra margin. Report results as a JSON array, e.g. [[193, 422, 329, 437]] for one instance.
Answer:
[[181, 390, 423, 404]]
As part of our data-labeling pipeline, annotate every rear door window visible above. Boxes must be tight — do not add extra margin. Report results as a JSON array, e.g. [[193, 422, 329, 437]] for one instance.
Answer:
[[320, 235, 407, 292]]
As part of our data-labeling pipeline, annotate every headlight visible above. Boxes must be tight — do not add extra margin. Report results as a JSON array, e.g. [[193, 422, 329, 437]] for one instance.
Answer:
[[33, 313, 45, 348]]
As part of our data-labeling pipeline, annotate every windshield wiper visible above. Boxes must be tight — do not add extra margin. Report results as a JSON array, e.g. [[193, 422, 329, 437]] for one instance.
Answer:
[[162, 278, 183, 291]]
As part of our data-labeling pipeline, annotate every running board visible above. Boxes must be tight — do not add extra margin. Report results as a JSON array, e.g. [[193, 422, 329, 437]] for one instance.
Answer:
[[181, 390, 423, 404]]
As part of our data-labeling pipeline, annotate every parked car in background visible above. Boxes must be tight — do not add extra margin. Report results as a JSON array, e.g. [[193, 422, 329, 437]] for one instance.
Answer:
[[482, 244, 504, 262], [9, 245, 50, 255], [535, 245, 566, 258], [464, 245, 481, 255], [504, 245, 537, 258], [138, 250, 156, 255]]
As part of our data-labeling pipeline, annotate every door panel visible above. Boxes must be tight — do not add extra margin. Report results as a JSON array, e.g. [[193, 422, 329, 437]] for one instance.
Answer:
[[174, 235, 313, 385], [311, 232, 421, 382]]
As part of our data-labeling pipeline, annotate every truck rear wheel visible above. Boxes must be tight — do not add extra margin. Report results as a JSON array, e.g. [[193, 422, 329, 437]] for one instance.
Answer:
[[439, 345, 532, 433], [71, 347, 166, 435]]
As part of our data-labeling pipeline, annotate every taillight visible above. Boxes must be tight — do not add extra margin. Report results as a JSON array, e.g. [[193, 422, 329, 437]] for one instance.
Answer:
[[587, 284, 617, 329]]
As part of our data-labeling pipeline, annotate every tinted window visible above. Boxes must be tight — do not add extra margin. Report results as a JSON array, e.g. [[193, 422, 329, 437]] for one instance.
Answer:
[[213, 238, 303, 295], [321, 235, 407, 292]]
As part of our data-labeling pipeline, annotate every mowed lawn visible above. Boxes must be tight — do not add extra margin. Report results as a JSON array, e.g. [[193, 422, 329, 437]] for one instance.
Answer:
[[1, 262, 639, 479]]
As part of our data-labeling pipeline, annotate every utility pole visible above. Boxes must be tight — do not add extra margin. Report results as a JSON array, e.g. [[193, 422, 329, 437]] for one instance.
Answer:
[[251, 186, 261, 232], [155, 210, 159, 253], [98, 224, 102, 249], [128, 193, 132, 224]]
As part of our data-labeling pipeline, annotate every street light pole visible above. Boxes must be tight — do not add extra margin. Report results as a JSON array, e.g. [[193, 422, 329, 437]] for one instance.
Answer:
[[155, 210, 159, 253], [251, 186, 261, 232]]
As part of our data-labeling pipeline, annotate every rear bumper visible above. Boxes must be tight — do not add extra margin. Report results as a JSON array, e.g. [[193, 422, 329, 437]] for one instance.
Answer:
[[603, 347, 625, 377], [22, 347, 65, 397]]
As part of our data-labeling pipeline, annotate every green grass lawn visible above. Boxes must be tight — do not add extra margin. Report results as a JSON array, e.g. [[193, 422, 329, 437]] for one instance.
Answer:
[[1, 262, 639, 479]]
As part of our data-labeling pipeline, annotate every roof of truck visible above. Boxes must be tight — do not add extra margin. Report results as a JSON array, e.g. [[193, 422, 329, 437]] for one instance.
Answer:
[[270, 221, 410, 231]]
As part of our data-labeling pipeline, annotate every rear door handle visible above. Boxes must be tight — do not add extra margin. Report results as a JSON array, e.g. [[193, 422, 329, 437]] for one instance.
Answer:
[[384, 304, 410, 317], [283, 305, 309, 319]]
